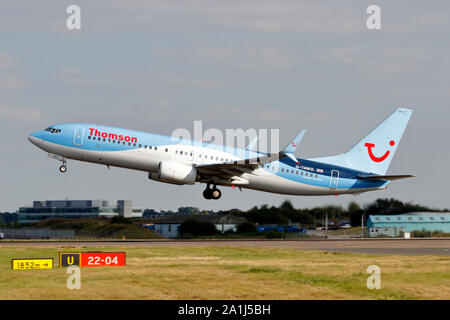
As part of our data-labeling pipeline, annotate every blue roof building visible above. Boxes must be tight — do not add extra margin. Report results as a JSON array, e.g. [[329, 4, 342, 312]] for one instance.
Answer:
[[367, 213, 450, 237]]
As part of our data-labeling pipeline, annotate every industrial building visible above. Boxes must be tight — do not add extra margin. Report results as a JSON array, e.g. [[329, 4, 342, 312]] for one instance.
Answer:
[[367, 212, 450, 237], [18, 199, 143, 224], [153, 214, 246, 238]]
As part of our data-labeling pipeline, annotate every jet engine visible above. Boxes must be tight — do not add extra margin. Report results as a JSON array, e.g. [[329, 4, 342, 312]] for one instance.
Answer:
[[148, 161, 197, 185]]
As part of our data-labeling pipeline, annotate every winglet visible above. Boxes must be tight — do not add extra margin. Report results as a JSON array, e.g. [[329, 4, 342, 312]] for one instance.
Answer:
[[246, 136, 259, 151], [281, 129, 307, 163], [282, 129, 306, 154]]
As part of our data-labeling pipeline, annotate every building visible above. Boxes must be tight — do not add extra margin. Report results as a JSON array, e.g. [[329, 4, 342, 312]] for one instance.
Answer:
[[367, 212, 450, 237], [18, 199, 143, 224], [153, 214, 246, 238]]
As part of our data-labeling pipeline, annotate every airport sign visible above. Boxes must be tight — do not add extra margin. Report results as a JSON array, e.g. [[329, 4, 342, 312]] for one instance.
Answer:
[[59, 252, 126, 267], [12, 258, 54, 270]]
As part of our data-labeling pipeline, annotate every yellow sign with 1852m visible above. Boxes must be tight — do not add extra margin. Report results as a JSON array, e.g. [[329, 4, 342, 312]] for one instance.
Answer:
[[12, 258, 54, 270]]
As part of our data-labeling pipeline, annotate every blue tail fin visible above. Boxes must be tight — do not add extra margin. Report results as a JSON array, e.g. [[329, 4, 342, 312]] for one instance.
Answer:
[[310, 108, 413, 175]]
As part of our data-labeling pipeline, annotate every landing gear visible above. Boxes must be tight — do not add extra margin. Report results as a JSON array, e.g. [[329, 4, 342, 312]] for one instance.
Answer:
[[59, 161, 67, 173], [203, 183, 222, 200]]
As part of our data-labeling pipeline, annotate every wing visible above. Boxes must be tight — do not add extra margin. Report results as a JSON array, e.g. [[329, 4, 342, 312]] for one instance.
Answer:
[[195, 154, 276, 186], [195, 130, 307, 185]]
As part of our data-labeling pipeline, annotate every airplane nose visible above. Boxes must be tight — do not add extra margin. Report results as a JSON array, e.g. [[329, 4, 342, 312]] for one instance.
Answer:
[[28, 132, 43, 146]]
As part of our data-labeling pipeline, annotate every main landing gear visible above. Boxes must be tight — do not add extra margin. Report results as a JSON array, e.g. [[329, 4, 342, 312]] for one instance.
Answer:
[[203, 183, 222, 200]]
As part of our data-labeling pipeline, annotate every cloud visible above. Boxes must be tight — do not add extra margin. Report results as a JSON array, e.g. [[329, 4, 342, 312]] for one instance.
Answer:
[[0, 52, 17, 68], [110, 0, 363, 35], [153, 75, 223, 88], [192, 45, 297, 70], [0, 106, 44, 123], [0, 73, 26, 88], [315, 46, 433, 75], [0, 53, 24, 88]]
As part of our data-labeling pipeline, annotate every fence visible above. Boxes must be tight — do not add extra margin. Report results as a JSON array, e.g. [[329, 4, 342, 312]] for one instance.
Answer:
[[2, 228, 75, 239]]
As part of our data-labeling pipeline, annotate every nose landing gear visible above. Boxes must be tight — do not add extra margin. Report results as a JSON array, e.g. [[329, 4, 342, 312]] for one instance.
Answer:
[[203, 183, 222, 200], [59, 160, 67, 173]]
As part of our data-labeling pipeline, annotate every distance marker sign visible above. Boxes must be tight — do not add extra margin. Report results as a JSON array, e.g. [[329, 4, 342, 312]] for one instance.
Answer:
[[12, 258, 54, 270], [60, 252, 126, 268]]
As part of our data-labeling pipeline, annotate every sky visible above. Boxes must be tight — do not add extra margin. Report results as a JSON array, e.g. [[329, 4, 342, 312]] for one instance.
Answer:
[[0, 1, 449, 212]]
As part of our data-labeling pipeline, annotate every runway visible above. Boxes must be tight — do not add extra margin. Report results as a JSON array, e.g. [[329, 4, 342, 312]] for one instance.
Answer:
[[1, 239, 449, 255]]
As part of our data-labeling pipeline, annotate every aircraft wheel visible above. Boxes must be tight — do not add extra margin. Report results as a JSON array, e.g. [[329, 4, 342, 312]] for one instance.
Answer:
[[203, 189, 212, 200], [211, 188, 222, 200], [59, 165, 67, 173]]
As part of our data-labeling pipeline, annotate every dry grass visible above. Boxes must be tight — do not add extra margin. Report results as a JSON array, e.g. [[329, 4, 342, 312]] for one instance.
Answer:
[[0, 246, 448, 300]]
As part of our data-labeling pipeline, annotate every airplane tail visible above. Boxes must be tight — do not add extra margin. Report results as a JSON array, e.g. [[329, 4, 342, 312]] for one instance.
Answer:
[[310, 108, 413, 175]]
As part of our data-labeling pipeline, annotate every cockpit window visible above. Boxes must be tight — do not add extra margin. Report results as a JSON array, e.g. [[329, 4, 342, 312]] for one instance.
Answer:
[[44, 127, 61, 134]]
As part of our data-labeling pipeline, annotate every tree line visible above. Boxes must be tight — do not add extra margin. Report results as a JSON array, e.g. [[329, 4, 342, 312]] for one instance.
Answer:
[[1, 198, 447, 228]]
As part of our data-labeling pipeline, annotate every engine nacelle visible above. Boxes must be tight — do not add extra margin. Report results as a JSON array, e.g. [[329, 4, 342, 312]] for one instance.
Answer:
[[148, 161, 197, 185]]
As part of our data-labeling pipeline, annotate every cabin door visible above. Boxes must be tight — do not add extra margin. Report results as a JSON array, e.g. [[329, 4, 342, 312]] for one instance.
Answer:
[[73, 127, 84, 146], [330, 170, 340, 189]]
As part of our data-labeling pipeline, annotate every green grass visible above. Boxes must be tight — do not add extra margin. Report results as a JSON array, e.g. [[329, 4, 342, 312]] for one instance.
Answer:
[[0, 245, 448, 300]]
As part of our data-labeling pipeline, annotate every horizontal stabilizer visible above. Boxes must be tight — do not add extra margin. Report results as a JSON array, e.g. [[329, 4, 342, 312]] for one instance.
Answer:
[[358, 174, 415, 181]]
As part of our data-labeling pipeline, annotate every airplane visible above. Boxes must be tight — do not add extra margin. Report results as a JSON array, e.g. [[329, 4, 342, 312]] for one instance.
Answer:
[[28, 108, 414, 200]]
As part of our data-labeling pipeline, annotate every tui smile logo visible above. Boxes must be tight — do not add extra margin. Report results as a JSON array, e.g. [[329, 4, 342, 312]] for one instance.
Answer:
[[365, 140, 395, 163]]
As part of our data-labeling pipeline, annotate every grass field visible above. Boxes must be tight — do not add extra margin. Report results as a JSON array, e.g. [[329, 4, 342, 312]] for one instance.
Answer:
[[0, 245, 449, 300]]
